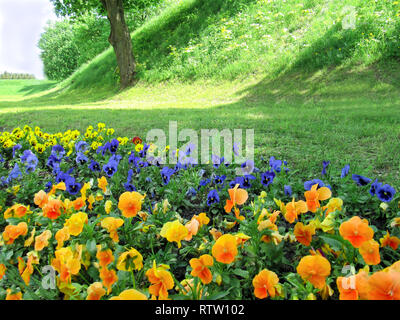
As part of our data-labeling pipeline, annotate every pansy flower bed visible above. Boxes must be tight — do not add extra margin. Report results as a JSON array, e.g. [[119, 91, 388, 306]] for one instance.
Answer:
[[0, 124, 399, 300]]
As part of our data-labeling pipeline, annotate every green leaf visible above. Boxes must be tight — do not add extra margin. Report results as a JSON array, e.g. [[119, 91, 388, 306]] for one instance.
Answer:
[[204, 288, 232, 300], [232, 269, 249, 278], [318, 233, 346, 251], [87, 266, 99, 280], [3, 250, 14, 261], [86, 239, 97, 255]]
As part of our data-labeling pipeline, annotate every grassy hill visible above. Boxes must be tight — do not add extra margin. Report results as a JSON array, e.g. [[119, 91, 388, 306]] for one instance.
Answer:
[[61, 0, 400, 91], [0, 0, 400, 184]]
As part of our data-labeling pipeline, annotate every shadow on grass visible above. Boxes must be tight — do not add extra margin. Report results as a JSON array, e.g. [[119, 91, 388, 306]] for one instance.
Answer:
[[18, 81, 58, 96], [235, 16, 400, 107]]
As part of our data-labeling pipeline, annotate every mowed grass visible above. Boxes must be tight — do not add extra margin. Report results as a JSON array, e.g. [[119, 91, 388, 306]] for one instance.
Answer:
[[0, 61, 399, 186]]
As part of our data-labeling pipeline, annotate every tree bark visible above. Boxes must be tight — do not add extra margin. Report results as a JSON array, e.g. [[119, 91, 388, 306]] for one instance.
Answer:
[[101, 0, 136, 89]]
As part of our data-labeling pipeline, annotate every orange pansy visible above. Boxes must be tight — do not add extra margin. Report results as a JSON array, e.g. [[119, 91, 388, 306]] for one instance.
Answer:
[[211, 234, 238, 264], [252, 269, 279, 299], [210, 228, 222, 241], [6, 289, 22, 300], [98, 176, 108, 193], [18, 256, 34, 286], [304, 184, 332, 213], [284, 198, 308, 223], [194, 212, 210, 227], [55, 227, 70, 249], [339, 216, 374, 248], [224, 184, 248, 213], [100, 217, 124, 242], [72, 197, 85, 211], [297, 255, 331, 289], [86, 282, 106, 300], [43, 198, 63, 220], [0, 264, 6, 280], [336, 270, 369, 300], [96, 246, 114, 268], [359, 239, 381, 265], [380, 231, 400, 250], [34, 190, 48, 208], [99, 267, 118, 294], [118, 191, 145, 218], [34, 230, 52, 251], [145, 262, 174, 300], [2, 222, 28, 244], [189, 254, 214, 284], [367, 270, 400, 300], [294, 222, 316, 246], [185, 218, 200, 241]]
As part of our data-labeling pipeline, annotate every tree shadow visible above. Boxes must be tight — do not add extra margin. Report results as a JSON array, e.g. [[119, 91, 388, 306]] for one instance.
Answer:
[[18, 81, 58, 96], [235, 16, 400, 107]]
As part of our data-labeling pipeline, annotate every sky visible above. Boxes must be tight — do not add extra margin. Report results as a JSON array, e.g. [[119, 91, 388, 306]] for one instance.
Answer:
[[0, 0, 59, 79]]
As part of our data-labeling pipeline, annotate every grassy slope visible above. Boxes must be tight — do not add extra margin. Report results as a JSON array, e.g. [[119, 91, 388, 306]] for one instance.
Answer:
[[0, 0, 399, 185]]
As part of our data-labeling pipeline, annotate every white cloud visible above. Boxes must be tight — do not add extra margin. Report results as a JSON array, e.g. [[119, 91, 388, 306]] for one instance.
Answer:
[[0, 0, 59, 79]]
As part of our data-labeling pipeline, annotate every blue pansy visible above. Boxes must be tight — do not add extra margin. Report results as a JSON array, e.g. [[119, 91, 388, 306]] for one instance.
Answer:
[[9, 163, 22, 180], [269, 156, 282, 173], [376, 184, 396, 202], [44, 181, 53, 193], [51, 145, 65, 160], [75, 141, 88, 153], [352, 174, 372, 186], [229, 176, 245, 189], [241, 160, 254, 175], [76, 152, 89, 165], [103, 160, 118, 177], [124, 169, 137, 191], [340, 164, 350, 178], [304, 179, 326, 190], [211, 154, 225, 168], [185, 143, 196, 156], [284, 185, 292, 196], [369, 179, 382, 197], [261, 171, 275, 187], [199, 178, 211, 187], [108, 139, 119, 154], [321, 161, 330, 176], [160, 166, 174, 185], [89, 160, 101, 172], [66, 177, 82, 195], [186, 187, 197, 198], [214, 175, 226, 185], [207, 189, 220, 206], [233, 142, 240, 157], [139, 143, 150, 158], [12, 144, 22, 158], [242, 174, 256, 188]]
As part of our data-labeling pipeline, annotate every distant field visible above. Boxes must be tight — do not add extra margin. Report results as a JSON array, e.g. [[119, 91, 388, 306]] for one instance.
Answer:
[[0, 79, 56, 101]]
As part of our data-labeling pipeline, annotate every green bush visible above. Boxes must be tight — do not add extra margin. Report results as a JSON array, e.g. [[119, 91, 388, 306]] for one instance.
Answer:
[[38, 20, 79, 80]]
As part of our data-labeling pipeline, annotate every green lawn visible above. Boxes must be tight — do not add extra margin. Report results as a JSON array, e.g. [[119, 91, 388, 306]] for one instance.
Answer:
[[1, 62, 399, 186]]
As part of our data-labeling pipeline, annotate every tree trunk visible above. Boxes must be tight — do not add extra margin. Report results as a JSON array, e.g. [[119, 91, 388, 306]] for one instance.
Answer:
[[101, 0, 136, 89]]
